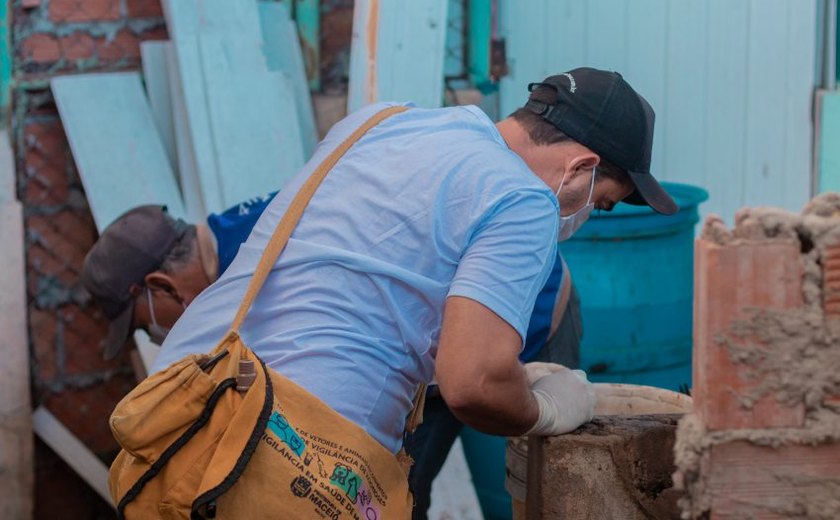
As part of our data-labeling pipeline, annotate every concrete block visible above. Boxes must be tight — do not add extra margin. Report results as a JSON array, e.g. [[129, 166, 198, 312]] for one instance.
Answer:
[[526, 415, 682, 520]]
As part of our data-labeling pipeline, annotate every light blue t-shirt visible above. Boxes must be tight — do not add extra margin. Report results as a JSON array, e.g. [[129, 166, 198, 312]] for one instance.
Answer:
[[153, 102, 560, 452]]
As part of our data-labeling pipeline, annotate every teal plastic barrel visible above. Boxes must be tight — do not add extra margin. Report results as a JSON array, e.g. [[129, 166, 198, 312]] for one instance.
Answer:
[[459, 182, 707, 520], [561, 182, 708, 390]]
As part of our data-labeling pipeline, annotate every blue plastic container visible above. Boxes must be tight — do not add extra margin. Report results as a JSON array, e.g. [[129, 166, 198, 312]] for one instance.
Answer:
[[460, 182, 707, 520], [561, 182, 707, 390]]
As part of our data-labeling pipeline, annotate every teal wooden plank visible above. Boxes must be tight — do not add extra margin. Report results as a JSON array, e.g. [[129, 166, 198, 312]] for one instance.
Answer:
[[164, 0, 305, 213], [624, 0, 667, 181], [664, 0, 708, 186], [743, 0, 790, 209], [294, 0, 321, 91], [467, 0, 492, 89], [818, 91, 840, 192], [159, 0, 224, 213], [348, 0, 448, 111], [703, 0, 749, 222], [165, 43, 207, 223], [444, 0, 465, 78], [140, 41, 177, 173], [498, 0, 546, 116], [200, 34, 304, 206], [543, 0, 586, 79], [584, 0, 628, 71], [784, 0, 817, 206], [259, 2, 318, 157], [51, 73, 185, 230], [0, 0, 10, 116], [162, 0, 269, 214]]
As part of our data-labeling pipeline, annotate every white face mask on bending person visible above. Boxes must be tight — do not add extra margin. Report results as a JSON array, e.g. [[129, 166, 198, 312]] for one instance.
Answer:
[[146, 287, 172, 346], [555, 167, 596, 242]]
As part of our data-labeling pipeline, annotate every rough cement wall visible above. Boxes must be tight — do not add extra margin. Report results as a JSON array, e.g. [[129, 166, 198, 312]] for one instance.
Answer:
[[9, 1, 166, 517], [674, 195, 840, 519]]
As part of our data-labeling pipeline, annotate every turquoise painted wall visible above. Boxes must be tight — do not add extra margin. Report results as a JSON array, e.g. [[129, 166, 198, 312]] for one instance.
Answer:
[[498, 0, 817, 224]]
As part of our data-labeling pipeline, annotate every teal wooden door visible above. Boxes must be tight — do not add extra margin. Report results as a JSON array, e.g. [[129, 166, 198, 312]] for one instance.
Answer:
[[499, 0, 817, 224]]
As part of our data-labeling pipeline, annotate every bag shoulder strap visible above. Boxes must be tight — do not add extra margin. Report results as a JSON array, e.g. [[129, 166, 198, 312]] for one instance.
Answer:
[[229, 105, 408, 333]]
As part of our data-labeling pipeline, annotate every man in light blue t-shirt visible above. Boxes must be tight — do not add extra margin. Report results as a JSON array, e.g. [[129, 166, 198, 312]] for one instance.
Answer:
[[88, 68, 676, 513], [149, 67, 676, 454]]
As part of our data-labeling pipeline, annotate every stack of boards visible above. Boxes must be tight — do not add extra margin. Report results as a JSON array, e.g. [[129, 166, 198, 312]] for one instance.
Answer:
[[52, 0, 320, 372], [52, 1, 317, 228], [52, 0, 448, 232], [51, 0, 448, 371]]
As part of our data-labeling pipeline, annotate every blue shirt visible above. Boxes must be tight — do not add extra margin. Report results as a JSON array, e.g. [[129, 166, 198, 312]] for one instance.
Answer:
[[207, 192, 278, 275], [154, 103, 560, 452]]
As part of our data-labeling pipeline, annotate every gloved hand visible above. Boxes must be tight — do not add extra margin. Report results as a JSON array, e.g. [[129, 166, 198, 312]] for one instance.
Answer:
[[524, 364, 596, 436], [523, 361, 568, 385]]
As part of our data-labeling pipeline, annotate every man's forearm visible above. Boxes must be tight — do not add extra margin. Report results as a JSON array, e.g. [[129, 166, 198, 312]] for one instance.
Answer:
[[440, 362, 539, 436]]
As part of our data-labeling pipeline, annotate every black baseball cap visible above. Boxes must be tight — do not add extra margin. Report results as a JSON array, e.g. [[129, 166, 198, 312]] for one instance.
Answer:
[[81, 205, 188, 359], [524, 67, 678, 215]]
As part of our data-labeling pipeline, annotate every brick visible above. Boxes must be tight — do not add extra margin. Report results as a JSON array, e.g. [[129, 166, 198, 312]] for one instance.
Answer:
[[30, 308, 59, 382], [25, 211, 93, 296], [138, 24, 168, 43], [26, 244, 77, 293], [707, 441, 840, 520], [823, 242, 840, 318], [126, 0, 163, 18], [58, 32, 97, 61], [98, 28, 142, 62], [49, 0, 120, 23], [693, 238, 806, 430], [42, 374, 134, 454], [22, 120, 72, 207], [27, 213, 96, 263], [20, 34, 61, 64], [60, 304, 113, 376], [528, 415, 682, 519]]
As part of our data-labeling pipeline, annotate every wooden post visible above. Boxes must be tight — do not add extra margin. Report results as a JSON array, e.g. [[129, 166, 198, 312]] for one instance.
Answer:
[[0, 128, 34, 519]]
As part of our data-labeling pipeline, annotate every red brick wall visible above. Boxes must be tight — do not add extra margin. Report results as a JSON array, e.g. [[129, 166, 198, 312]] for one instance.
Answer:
[[10, 1, 168, 517]]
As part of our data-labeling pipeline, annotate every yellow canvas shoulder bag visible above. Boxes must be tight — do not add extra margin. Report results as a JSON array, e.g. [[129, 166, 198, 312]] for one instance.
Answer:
[[108, 105, 425, 520]]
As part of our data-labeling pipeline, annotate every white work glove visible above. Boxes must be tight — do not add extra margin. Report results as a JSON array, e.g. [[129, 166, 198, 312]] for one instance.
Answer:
[[524, 361, 568, 385], [524, 363, 597, 436]]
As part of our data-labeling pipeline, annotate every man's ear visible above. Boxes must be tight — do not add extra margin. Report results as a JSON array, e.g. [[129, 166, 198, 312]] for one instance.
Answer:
[[145, 271, 178, 294], [569, 153, 600, 177], [196, 224, 218, 282]]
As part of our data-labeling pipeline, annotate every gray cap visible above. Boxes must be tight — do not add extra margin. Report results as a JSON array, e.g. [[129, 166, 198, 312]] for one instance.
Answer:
[[81, 206, 187, 359]]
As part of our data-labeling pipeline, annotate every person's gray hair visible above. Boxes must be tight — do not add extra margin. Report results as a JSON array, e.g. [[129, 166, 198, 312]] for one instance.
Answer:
[[159, 225, 198, 274]]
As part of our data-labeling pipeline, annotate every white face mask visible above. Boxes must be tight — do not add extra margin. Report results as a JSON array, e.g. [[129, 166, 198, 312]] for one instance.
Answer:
[[146, 287, 171, 346], [556, 167, 596, 241]]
